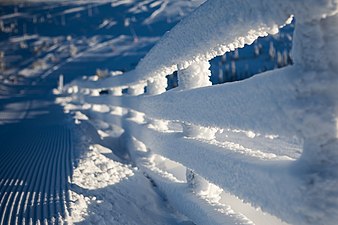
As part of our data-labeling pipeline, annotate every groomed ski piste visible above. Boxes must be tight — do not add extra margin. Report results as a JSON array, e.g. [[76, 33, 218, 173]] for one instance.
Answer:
[[1, 0, 338, 225]]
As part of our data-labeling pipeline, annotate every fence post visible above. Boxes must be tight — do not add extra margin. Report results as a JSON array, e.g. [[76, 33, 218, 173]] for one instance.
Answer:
[[292, 14, 338, 167], [176, 60, 216, 193], [145, 75, 169, 130], [58, 74, 64, 93], [110, 87, 122, 96], [291, 13, 338, 224], [147, 75, 167, 95], [177, 60, 212, 138], [178, 60, 213, 140], [177, 61, 211, 90], [110, 87, 123, 116], [127, 84, 144, 96], [126, 84, 145, 122], [121, 84, 146, 161]]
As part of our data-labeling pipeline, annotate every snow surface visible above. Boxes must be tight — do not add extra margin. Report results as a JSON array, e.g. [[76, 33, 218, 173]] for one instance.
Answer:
[[69, 141, 192, 225]]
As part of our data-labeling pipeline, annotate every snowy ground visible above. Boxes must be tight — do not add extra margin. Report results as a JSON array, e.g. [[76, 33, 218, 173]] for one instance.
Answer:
[[68, 113, 194, 225]]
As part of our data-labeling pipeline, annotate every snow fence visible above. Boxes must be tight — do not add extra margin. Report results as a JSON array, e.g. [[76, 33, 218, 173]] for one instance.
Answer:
[[64, 0, 338, 224]]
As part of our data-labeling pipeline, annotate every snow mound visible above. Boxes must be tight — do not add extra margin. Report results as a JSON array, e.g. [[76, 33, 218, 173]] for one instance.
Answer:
[[72, 145, 134, 190]]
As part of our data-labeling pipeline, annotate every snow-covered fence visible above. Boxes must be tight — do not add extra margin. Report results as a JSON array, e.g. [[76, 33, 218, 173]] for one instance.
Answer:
[[66, 0, 338, 224]]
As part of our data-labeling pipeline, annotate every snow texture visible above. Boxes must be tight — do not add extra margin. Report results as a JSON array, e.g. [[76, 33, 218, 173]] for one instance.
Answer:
[[69, 143, 191, 225]]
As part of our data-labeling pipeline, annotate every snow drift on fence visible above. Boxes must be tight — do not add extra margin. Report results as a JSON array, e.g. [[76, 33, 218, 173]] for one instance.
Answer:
[[62, 0, 338, 224]]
